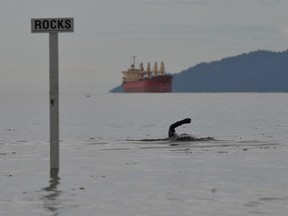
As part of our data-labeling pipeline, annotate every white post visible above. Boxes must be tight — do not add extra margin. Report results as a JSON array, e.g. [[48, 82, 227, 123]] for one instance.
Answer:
[[49, 32, 59, 171]]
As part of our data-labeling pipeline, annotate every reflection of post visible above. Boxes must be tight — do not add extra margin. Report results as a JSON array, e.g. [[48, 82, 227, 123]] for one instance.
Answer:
[[45, 169, 60, 191], [42, 170, 61, 214], [49, 32, 59, 172]]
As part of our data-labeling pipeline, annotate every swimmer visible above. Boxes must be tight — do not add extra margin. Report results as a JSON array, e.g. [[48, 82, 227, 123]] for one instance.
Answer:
[[168, 118, 191, 138]]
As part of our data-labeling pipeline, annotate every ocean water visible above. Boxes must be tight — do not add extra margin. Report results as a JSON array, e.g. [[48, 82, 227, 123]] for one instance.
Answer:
[[0, 93, 288, 216]]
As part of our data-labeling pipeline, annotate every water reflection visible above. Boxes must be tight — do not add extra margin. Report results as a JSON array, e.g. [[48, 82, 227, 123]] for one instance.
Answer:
[[42, 169, 62, 216]]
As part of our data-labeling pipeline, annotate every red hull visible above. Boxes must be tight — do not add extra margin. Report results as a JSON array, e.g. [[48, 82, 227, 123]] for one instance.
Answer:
[[122, 75, 172, 93]]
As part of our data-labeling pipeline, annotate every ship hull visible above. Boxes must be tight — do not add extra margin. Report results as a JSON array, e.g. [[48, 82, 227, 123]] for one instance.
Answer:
[[122, 75, 172, 93]]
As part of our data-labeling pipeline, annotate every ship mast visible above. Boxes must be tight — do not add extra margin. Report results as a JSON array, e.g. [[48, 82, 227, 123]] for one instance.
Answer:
[[160, 61, 165, 75], [147, 62, 151, 78], [132, 56, 136, 67], [154, 62, 158, 76]]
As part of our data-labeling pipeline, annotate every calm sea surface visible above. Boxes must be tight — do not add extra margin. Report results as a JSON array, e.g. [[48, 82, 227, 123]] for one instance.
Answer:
[[0, 93, 288, 216]]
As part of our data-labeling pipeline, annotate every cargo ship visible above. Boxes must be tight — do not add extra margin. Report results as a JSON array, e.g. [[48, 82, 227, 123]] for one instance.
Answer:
[[122, 58, 173, 93]]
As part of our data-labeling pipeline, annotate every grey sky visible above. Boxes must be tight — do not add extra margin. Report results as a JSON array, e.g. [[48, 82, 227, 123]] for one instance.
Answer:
[[1, 0, 288, 93]]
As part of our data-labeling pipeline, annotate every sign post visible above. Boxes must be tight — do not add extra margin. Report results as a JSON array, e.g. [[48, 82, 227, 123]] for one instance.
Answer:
[[49, 32, 59, 171], [31, 18, 74, 172]]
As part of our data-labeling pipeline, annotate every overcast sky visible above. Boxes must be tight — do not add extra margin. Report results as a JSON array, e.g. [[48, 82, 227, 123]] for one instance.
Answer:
[[1, 0, 288, 93]]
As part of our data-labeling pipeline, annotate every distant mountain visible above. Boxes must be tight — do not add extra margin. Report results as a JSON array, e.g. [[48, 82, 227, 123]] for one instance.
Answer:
[[110, 50, 288, 92]]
